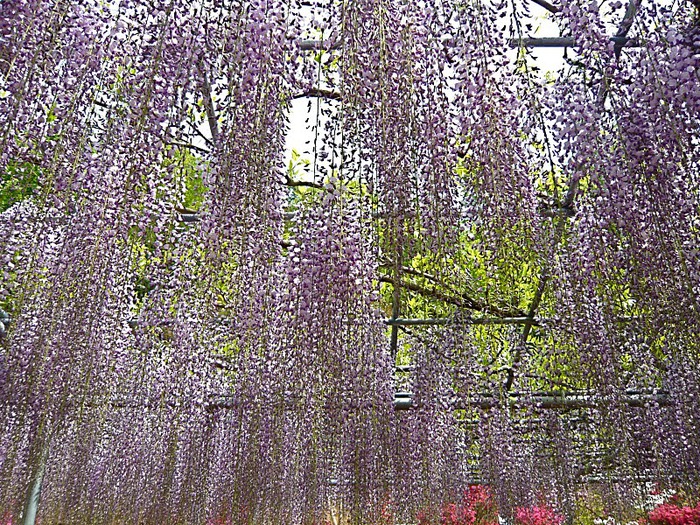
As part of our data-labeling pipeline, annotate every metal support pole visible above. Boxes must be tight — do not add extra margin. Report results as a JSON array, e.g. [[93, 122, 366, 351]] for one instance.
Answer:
[[22, 445, 48, 525]]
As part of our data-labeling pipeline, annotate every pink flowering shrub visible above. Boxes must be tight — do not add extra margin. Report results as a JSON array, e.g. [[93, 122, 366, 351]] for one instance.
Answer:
[[418, 485, 498, 525], [465, 485, 498, 522], [514, 505, 565, 525], [417, 510, 432, 525], [374, 497, 395, 525], [442, 485, 499, 525], [207, 518, 231, 525], [647, 503, 700, 525]]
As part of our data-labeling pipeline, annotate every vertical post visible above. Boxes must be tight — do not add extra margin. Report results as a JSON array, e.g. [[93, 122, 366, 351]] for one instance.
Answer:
[[389, 274, 400, 362], [22, 445, 48, 525], [197, 60, 219, 146], [0, 307, 9, 339]]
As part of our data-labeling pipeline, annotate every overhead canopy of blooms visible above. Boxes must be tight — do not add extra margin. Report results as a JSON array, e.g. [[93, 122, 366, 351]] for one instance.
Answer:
[[0, 0, 699, 523]]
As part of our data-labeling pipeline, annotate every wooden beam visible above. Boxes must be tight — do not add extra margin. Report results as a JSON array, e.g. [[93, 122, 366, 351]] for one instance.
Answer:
[[530, 0, 560, 13]]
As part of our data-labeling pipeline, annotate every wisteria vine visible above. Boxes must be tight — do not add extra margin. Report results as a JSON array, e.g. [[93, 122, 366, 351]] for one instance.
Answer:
[[0, 0, 699, 523]]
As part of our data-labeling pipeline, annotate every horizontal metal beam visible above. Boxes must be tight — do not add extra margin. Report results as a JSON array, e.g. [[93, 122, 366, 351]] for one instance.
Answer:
[[299, 39, 337, 51], [202, 390, 671, 411], [510, 36, 639, 48], [177, 211, 297, 222], [179, 206, 575, 225], [4, 389, 670, 412], [386, 316, 533, 326], [393, 390, 670, 410], [298, 36, 640, 52]]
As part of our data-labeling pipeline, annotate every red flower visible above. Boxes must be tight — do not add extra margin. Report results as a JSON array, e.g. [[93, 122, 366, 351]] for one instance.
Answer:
[[648, 503, 700, 525], [514, 505, 564, 525], [432, 486, 499, 525]]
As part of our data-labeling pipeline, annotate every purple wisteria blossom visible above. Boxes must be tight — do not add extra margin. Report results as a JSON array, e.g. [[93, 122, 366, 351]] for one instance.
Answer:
[[0, 0, 698, 523]]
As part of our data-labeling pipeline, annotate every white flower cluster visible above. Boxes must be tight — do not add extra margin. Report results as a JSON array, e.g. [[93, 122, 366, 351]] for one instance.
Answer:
[[639, 483, 677, 513]]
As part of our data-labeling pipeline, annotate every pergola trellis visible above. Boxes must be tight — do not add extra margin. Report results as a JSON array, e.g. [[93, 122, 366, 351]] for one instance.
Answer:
[[1, 0, 699, 524]]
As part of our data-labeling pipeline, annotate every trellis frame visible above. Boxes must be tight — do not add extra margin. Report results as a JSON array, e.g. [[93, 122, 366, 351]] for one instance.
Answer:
[[10, 1, 697, 523]]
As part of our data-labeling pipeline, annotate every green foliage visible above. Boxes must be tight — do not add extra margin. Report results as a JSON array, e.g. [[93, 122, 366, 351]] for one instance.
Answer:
[[166, 147, 208, 211], [126, 146, 210, 317], [0, 161, 41, 212], [572, 489, 607, 525]]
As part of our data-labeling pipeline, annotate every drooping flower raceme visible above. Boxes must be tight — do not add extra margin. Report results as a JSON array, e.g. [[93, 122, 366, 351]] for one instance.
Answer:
[[0, 0, 699, 523]]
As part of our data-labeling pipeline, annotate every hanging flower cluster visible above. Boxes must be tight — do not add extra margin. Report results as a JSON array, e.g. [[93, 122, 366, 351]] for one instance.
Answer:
[[0, 0, 699, 523]]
